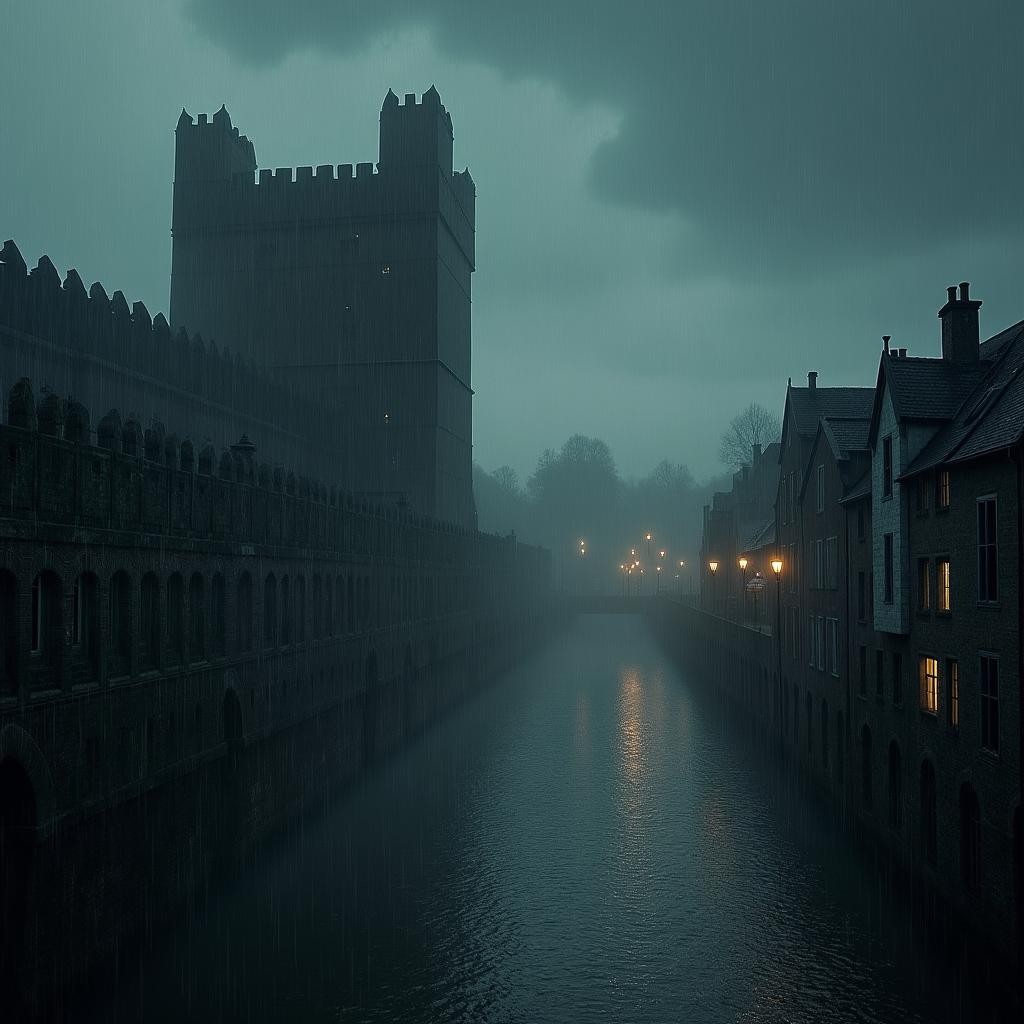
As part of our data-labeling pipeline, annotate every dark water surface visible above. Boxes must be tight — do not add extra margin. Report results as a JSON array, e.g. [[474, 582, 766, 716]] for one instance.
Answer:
[[88, 614, 964, 1023]]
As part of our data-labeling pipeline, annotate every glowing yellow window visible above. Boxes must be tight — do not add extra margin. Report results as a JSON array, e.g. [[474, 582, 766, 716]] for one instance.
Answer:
[[937, 559, 950, 612], [920, 657, 939, 714]]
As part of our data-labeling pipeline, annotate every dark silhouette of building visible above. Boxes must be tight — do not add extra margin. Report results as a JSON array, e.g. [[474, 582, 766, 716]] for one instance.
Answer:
[[170, 90, 476, 525]]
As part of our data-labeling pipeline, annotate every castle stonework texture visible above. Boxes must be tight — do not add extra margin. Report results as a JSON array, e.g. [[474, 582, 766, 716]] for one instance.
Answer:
[[170, 90, 476, 526]]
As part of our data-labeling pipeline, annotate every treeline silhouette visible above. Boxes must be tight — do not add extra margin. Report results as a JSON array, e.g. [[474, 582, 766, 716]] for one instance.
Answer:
[[474, 434, 732, 594]]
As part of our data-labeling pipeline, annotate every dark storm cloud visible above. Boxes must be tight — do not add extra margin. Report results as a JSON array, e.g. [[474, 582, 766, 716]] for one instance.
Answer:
[[188, 0, 1024, 278]]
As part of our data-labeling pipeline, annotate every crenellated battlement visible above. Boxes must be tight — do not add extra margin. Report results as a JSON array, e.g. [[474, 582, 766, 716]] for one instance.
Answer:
[[0, 374, 532, 558], [0, 239, 300, 416]]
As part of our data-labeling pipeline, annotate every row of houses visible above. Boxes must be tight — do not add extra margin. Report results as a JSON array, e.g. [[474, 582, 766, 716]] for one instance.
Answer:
[[699, 282, 1023, 961]]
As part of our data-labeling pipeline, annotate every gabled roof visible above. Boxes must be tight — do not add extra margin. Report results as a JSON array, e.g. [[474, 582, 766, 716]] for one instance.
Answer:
[[902, 321, 1024, 477], [784, 385, 874, 444]]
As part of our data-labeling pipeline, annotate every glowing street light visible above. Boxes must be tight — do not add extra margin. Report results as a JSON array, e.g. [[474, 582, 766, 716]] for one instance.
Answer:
[[708, 560, 719, 575], [771, 557, 783, 577], [738, 556, 748, 572]]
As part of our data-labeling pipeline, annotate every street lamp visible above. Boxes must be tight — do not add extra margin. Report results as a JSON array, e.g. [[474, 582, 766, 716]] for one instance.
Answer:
[[738, 556, 749, 623], [656, 565, 662, 594], [771, 557, 783, 719], [708, 559, 719, 614]]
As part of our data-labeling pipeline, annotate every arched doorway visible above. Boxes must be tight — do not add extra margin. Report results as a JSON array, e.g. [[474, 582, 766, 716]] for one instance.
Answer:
[[0, 756, 37, 995]]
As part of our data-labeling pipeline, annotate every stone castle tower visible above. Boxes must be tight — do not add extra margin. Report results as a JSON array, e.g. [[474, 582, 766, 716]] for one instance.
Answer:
[[170, 88, 476, 526]]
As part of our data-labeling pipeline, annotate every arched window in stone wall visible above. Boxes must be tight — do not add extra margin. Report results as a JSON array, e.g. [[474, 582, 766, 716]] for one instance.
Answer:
[[920, 759, 937, 866], [861, 725, 873, 810], [960, 783, 981, 891], [211, 573, 225, 655], [72, 572, 99, 682], [888, 740, 902, 831], [280, 575, 291, 645], [264, 574, 277, 649], [237, 572, 252, 652], [296, 576, 306, 644], [311, 576, 321, 639], [140, 573, 160, 670], [167, 574, 185, 666], [109, 571, 132, 678], [189, 573, 205, 662], [30, 570, 62, 671], [0, 571, 17, 694]]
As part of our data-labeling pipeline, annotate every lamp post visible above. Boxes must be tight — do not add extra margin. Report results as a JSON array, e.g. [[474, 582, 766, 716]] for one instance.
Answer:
[[656, 565, 662, 594], [645, 533, 652, 587], [738, 556, 748, 623], [771, 557, 783, 731], [708, 559, 719, 614]]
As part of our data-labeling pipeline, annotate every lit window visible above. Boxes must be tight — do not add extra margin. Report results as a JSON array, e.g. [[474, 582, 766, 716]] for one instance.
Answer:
[[920, 656, 939, 714], [937, 558, 950, 612], [937, 469, 950, 509]]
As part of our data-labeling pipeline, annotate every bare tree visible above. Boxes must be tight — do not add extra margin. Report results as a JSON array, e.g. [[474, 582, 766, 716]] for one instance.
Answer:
[[718, 402, 781, 469]]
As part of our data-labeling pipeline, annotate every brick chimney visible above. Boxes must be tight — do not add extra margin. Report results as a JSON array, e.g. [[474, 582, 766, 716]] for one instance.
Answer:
[[807, 371, 817, 390], [938, 282, 981, 363]]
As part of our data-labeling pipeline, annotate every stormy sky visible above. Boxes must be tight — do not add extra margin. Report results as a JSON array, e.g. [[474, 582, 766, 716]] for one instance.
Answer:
[[3, 1, 1023, 481]]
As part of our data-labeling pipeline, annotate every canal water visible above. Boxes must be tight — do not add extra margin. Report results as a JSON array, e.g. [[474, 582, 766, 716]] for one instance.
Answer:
[[88, 613, 965, 1023]]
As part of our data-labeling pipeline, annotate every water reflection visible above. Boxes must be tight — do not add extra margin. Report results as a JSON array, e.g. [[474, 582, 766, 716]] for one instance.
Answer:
[[85, 614, 963, 1024]]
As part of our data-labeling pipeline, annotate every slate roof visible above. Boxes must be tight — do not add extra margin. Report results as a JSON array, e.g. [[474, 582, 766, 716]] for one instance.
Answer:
[[787, 386, 875, 439], [822, 416, 870, 456], [902, 320, 1024, 477], [884, 357, 989, 421], [839, 471, 871, 505]]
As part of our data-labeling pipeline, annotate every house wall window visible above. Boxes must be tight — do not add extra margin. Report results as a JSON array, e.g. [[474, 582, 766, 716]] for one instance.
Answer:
[[917, 558, 931, 612], [916, 474, 930, 513], [858, 645, 867, 697], [816, 465, 825, 513], [920, 656, 939, 714], [825, 537, 837, 588], [857, 572, 866, 621], [807, 614, 815, 667], [882, 435, 893, 497], [816, 617, 825, 671], [937, 469, 950, 509], [937, 558, 950, 612], [883, 534, 894, 603], [979, 654, 999, 753], [815, 539, 823, 589], [977, 496, 997, 602], [875, 649, 884, 699], [947, 658, 959, 729], [826, 618, 838, 677], [892, 651, 903, 706]]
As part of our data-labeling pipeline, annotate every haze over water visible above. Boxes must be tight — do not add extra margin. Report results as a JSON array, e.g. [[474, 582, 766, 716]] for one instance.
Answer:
[[89, 614, 961, 1023]]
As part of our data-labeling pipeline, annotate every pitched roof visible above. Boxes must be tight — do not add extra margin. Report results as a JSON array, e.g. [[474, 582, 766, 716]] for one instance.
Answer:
[[903, 321, 1024, 476], [883, 356, 990, 421], [744, 518, 775, 552], [787, 386, 875, 440], [822, 416, 870, 456]]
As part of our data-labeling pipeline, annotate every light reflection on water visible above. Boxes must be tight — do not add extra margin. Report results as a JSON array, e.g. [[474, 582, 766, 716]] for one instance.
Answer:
[[87, 614, 962, 1023]]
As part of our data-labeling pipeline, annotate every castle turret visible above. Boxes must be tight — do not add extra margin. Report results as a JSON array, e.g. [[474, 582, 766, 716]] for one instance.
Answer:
[[174, 105, 257, 184], [378, 86, 454, 177]]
